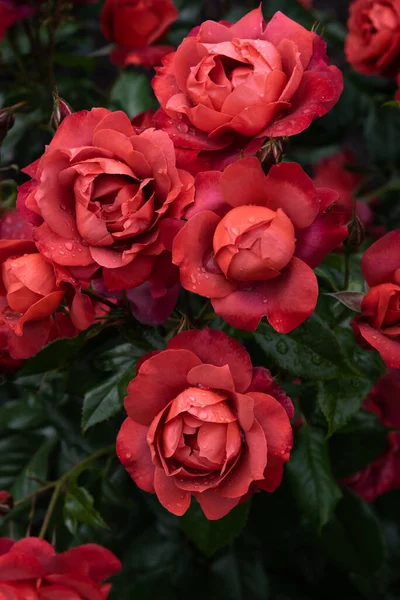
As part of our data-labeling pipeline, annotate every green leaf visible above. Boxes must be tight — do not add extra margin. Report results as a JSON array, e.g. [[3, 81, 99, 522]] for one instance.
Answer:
[[110, 71, 156, 118], [210, 549, 269, 600], [254, 314, 351, 380], [63, 485, 107, 535], [329, 429, 387, 479], [321, 490, 385, 576], [81, 343, 140, 431], [317, 377, 372, 437], [287, 425, 342, 530], [180, 500, 250, 557], [364, 103, 400, 167], [0, 399, 44, 430]]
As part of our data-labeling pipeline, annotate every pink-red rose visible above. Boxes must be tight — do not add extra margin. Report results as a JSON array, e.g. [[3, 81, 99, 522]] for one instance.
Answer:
[[101, 0, 178, 68], [117, 328, 293, 520], [152, 7, 343, 171], [345, 0, 400, 76], [0, 537, 121, 600], [342, 371, 400, 501], [352, 231, 400, 368], [172, 157, 348, 332], [18, 108, 194, 298]]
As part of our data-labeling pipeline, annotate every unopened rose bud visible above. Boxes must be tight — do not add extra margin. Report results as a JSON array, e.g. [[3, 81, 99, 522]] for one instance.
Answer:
[[51, 95, 73, 130], [0, 491, 13, 516], [344, 214, 365, 252], [257, 137, 286, 173]]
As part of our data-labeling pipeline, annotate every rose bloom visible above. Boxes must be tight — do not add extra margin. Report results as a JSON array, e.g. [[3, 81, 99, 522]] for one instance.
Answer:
[[313, 150, 385, 239], [152, 7, 343, 172], [0, 1, 34, 41], [172, 157, 348, 332], [352, 231, 400, 368], [0, 537, 121, 600], [345, 0, 400, 76], [117, 328, 293, 520], [18, 108, 194, 298], [0, 238, 96, 358], [101, 0, 178, 68], [342, 371, 400, 501]]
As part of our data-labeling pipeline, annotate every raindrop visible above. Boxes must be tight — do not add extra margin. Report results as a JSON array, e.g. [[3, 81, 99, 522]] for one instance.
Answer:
[[276, 339, 288, 354], [199, 410, 208, 420], [65, 242, 73, 251], [248, 216, 255, 223], [177, 123, 189, 133], [125, 453, 132, 459], [262, 298, 267, 304], [231, 227, 239, 235], [190, 274, 197, 284]]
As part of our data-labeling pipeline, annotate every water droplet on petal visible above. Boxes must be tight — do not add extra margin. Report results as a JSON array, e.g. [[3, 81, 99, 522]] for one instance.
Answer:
[[65, 242, 73, 251], [125, 453, 132, 459]]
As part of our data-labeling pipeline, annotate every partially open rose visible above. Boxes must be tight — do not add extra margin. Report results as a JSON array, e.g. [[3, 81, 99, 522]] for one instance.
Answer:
[[352, 231, 400, 368], [18, 108, 194, 295], [173, 157, 348, 332], [345, 0, 400, 76], [117, 328, 293, 519], [153, 7, 343, 170]]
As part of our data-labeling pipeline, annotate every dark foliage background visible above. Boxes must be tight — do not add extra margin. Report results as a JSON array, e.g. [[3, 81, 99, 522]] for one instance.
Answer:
[[1, 0, 400, 599]]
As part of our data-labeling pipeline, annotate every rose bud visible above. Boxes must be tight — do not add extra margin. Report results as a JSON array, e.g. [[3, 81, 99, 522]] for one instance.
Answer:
[[50, 95, 73, 131], [173, 157, 348, 332], [117, 328, 293, 519], [0, 538, 121, 598], [0, 491, 13, 516], [351, 231, 400, 368]]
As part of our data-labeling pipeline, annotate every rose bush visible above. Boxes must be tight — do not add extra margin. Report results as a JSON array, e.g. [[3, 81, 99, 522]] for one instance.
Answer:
[[117, 328, 293, 519], [101, 0, 178, 67], [152, 7, 343, 172], [18, 108, 194, 299], [173, 157, 348, 332], [345, 0, 400, 76], [352, 230, 400, 368], [0, 537, 121, 599], [342, 371, 400, 501]]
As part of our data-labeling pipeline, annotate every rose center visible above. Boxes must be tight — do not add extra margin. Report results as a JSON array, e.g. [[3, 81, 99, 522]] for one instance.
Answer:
[[212, 205, 295, 282]]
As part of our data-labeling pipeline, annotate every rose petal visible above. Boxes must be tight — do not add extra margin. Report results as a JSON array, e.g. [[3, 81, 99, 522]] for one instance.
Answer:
[[153, 467, 191, 516], [116, 418, 155, 492]]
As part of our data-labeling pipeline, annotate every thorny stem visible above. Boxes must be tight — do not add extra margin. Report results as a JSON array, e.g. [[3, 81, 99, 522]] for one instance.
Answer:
[[14, 445, 115, 539], [81, 288, 119, 311]]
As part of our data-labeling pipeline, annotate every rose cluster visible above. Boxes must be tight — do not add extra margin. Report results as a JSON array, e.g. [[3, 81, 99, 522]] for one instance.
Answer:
[[0, 5, 346, 369]]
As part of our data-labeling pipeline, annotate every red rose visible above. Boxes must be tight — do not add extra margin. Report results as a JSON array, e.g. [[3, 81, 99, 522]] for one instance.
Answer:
[[313, 151, 385, 239], [18, 108, 194, 296], [342, 432, 400, 501], [345, 0, 400, 76], [101, 0, 178, 68], [117, 328, 293, 519], [172, 157, 348, 332], [363, 370, 400, 429], [351, 231, 400, 368], [0, 537, 121, 599], [0, 1, 34, 41], [341, 371, 400, 501], [0, 239, 96, 358], [152, 7, 343, 169]]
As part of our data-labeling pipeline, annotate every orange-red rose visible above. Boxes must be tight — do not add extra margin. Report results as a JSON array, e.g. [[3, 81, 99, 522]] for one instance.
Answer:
[[101, 0, 178, 67], [152, 7, 343, 171], [173, 157, 348, 332], [0, 537, 121, 600], [345, 0, 400, 76], [352, 231, 400, 368], [117, 329, 293, 520], [18, 108, 194, 295]]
